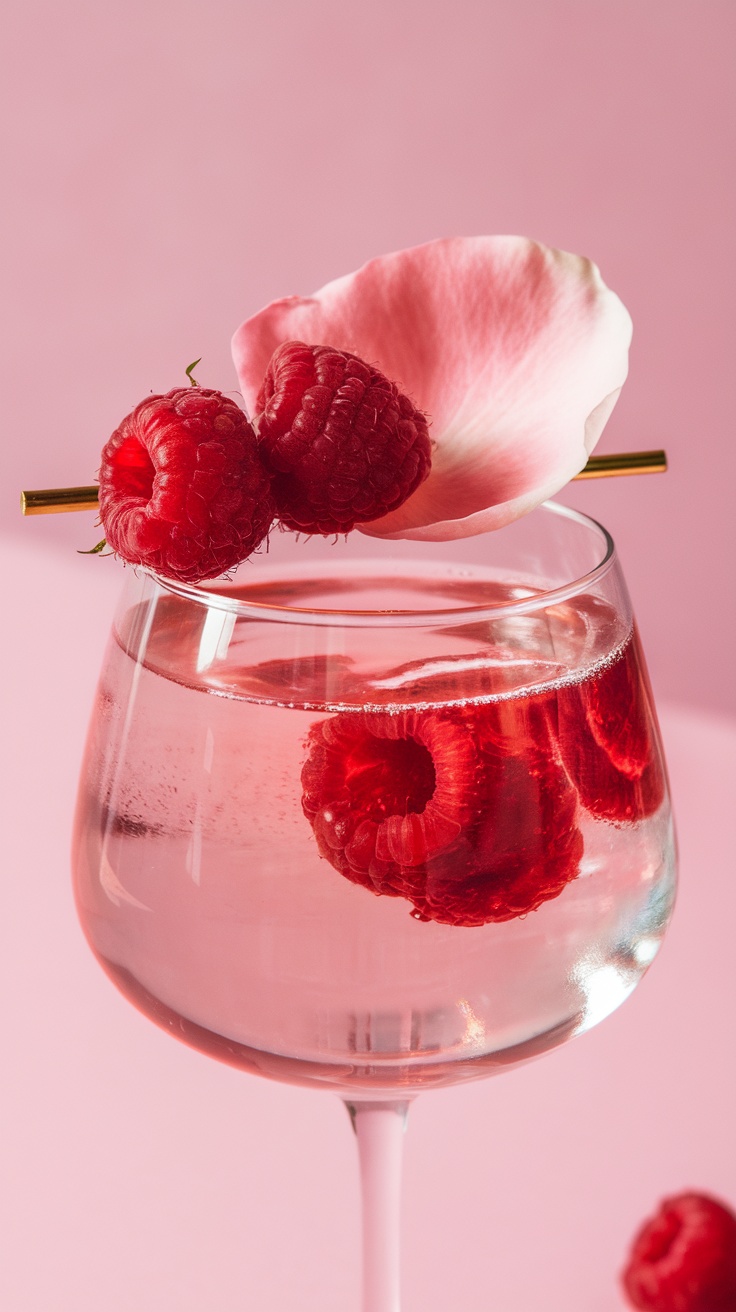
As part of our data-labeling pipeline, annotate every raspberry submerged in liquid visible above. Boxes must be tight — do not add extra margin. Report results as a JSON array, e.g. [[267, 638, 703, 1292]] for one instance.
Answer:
[[255, 340, 432, 534], [99, 388, 274, 583], [622, 1192, 736, 1312], [413, 696, 583, 926], [301, 698, 583, 927], [301, 710, 482, 903], [556, 633, 665, 823]]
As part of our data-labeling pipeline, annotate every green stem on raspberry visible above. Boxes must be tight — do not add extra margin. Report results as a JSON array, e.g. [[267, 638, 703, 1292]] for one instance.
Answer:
[[77, 538, 111, 556], [185, 358, 202, 386]]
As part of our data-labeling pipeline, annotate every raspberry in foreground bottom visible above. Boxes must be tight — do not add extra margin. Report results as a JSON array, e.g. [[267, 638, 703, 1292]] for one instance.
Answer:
[[622, 1192, 736, 1311]]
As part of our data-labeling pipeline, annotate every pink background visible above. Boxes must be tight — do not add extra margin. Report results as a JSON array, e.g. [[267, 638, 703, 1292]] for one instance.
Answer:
[[2, 0, 736, 713], [1, 4, 735, 1309]]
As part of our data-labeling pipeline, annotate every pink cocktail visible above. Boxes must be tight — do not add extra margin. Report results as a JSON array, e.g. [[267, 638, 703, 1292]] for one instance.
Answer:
[[72, 503, 676, 1309]]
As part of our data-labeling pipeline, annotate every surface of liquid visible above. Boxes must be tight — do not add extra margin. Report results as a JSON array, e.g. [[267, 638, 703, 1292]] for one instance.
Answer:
[[73, 566, 675, 1096]]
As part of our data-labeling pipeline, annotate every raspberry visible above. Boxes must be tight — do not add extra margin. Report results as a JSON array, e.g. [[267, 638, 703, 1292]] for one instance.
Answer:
[[99, 388, 274, 583], [301, 709, 482, 903], [556, 633, 665, 823], [254, 340, 431, 534], [301, 697, 582, 927], [622, 1193, 736, 1311], [411, 697, 582, 926]]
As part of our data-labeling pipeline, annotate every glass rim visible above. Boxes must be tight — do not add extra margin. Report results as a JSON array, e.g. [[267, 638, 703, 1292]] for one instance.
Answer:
[[141, 500, 617, 629]]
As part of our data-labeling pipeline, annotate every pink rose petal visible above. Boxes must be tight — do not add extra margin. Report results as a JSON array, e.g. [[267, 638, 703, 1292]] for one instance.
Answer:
[[231, 236, 632, 540]]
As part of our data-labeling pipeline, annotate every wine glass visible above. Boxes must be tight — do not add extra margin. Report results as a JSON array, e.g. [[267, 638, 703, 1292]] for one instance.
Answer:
[[72, 500, 676, 1311]]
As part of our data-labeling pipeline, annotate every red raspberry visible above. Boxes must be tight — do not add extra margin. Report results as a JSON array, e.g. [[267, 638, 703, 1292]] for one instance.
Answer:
[[411, 696, 582, 926], [301, 697, 582, 927], [555, 632, 665, 823], [254, 340, 431, 534], [99, 388, 274, 583], [622, 1193, 736, 1311], [301, 709, 483, 904]]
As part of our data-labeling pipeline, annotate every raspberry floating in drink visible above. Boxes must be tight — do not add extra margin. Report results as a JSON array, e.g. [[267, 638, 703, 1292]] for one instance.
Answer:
[[418, 696, 584, 926], [622, 1192, 736, 1311], [301, 708, 485, 908], [301, 697, 585, 927], [300, 629, 666, 924], [556, 633, 665, 823]]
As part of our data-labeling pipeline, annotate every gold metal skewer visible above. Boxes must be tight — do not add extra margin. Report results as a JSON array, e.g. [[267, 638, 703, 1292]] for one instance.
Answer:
[[573, 448, 668, 480], [19, 449, 668, 515], [20, 485, 101, 515]]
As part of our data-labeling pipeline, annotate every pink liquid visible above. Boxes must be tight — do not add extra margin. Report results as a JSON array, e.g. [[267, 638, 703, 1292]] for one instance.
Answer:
[[73, 566, 675, 1097]]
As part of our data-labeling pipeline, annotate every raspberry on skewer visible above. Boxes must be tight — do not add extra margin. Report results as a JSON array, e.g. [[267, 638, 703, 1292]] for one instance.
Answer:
[[233, 236, 633, 541], [255, 340, 431, 535], [98, 386, 274, 584]]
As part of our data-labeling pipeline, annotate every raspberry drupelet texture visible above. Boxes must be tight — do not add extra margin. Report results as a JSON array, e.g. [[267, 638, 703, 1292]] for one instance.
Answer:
[[301, 699, 583, 927], [301, 709, 483, 906], [622, 1192, 736, 1311], [412, 695, 583, 926], [99, 388, 274, 583], [556, 633, 665, 824], [254, 340, 432, 535]]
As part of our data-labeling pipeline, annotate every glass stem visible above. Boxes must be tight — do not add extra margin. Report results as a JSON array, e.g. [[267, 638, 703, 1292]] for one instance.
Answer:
[[345, 1100, 410, 1312]]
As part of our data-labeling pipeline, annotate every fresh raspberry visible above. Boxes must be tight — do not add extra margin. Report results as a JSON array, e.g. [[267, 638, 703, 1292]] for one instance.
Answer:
[[411, 696, 583, 925], [301, 709, 482, 903], [622, 1192, 736, 1311], [555, 632, 665, 823], [99, 388, 274, 583], [301, 697, 582, 926], [254, 340, 431, 534]]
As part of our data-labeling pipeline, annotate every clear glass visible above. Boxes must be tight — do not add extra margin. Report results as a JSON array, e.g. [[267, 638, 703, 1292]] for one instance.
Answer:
[[72, 502, 676, 1310]]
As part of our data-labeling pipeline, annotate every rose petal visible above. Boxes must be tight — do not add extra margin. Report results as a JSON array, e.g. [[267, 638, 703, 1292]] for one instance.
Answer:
[[231, 236, 632, 539]]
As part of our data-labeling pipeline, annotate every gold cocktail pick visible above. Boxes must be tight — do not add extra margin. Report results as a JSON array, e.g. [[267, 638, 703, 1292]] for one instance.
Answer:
[[20, 485, 102, 515], [572, 449, 668, 480], [20, 449, 667, 515]]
